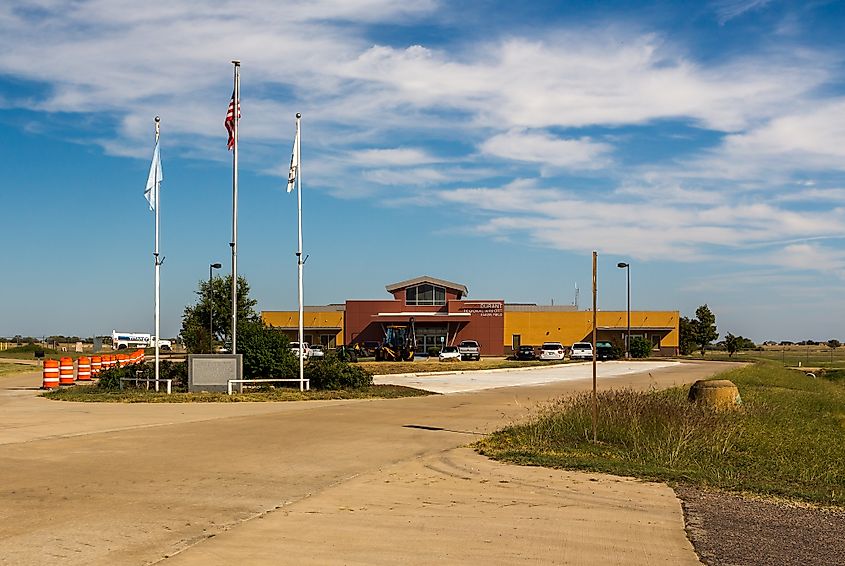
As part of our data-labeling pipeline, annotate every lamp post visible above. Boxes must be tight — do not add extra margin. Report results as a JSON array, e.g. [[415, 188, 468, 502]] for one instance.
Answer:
[[617, 262, 630, 358], [209, 262, 222, 353]]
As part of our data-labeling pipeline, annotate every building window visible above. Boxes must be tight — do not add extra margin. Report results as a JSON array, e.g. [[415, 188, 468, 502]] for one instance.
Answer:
[[406, 283, 446, 306], [651, 334, 661, 350], [320, 334, 336, 348]]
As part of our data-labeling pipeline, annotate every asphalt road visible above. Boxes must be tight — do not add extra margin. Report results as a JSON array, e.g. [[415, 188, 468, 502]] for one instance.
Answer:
[[0, 361, 737, 565]]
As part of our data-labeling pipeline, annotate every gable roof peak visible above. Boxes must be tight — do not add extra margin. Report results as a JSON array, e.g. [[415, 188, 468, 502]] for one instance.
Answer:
[[385, 275, 468, 296]]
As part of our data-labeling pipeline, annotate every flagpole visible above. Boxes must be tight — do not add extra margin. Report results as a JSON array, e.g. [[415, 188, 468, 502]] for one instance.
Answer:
[[231, 60, 240, 360], [295, 113, 306, 391], [153, 116, 161, 391]]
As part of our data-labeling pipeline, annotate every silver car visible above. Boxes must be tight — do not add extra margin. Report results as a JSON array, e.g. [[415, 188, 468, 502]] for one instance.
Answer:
[[570, 342, 594, 360]]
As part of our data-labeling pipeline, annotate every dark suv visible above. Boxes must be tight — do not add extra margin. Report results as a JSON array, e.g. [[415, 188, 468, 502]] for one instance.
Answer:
[[596, 341, 619, 361], [515, 345, 536, 360]]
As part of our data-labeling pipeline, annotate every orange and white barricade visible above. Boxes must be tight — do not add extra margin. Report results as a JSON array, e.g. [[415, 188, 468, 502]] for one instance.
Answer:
[[42, 359, 60, 389], [59, 357, 74, 386], [91, 355, 102, 376], [76, 356, 92, 381]]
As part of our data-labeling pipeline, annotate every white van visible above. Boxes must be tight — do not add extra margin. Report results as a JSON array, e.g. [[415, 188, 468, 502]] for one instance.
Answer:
[[570, 342, 593, 360]]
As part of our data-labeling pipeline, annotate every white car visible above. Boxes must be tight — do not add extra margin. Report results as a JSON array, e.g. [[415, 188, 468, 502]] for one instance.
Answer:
[[539, 342, 566, 360], [290, 342, 311, 359], [309, 344, 325, 358], [570, 342, 594, 360], [438, 345, 462, 362]]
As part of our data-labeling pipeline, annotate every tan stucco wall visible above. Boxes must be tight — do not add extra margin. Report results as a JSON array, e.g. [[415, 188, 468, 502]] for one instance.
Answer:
[[261, 311, 344, 345], [504, 311, 679, 349]]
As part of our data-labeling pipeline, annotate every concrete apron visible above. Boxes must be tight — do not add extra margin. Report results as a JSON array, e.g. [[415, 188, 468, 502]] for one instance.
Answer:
[[375, 359, 682, 393]]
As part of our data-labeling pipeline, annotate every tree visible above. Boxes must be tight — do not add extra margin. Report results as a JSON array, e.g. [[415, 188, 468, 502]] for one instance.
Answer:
[[724, 332, 738, 357], [180, 275, 259, 354], [692, 304, 718, 357], [678, 316, 696, 355], [828, 339, 841, 350]]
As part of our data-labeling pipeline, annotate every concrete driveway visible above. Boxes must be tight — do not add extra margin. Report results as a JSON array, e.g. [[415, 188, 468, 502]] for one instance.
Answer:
[[0, 361, 737, 565]]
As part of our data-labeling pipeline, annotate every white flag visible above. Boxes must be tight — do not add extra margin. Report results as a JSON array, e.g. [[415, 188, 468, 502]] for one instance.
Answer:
[[286, 122, 299, 193], [144, 140, 163, 211]]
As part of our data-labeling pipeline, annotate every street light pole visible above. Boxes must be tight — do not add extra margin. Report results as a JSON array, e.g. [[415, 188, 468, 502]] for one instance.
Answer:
[[209, 262, 222, 353], [617, 262, 630, 358]]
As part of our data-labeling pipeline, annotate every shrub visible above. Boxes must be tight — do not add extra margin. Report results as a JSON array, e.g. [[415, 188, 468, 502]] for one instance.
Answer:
[[304, 352, 373, 390], [96, 361, 188, 391], [427, 347, 441, 357], [238, 320, 297, 379], [629, 336, 652, 358], [96, 365, 133, 390]]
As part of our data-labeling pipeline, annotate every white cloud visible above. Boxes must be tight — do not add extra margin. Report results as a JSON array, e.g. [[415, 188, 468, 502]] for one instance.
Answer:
[[351, 148, 438, 166], [765, 242, 845, 276], [430, 180, 845, 270], [480, 129, 611, 170], [364, 167, 447, 185], [713, 0, 773, 25]]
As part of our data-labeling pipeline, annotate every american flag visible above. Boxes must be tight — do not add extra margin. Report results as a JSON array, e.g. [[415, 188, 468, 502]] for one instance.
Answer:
[[225, 91, 240, 150]]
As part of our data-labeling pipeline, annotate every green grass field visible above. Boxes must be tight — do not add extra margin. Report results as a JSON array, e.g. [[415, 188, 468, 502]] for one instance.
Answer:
[[0, 362, 36, 377], [477, 361, 845, 506], [691, 345, 845, 369], [0, 344, 89, 360]]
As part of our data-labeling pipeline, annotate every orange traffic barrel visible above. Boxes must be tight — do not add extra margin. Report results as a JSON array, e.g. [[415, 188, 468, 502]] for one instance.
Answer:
[[59, 357, 74, 386], [134, 350, 143, 364], [76, 356, 92, 381], [91, 355, 102, 376], [117, 354, 128, 368], [106, 354, 115, 369], [42, 359, 60, 389]]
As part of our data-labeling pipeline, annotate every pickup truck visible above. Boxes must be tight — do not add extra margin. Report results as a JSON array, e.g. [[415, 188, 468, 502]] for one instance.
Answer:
[[458, 340, 481, 361]]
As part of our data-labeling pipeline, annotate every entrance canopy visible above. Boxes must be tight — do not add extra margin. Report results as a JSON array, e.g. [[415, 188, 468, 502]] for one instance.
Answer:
[[373, 312, 471, 323]]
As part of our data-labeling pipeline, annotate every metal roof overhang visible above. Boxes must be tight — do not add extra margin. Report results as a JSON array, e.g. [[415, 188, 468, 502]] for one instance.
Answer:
[[597, 326, 675, 331], [373, 312, 471, 323], [272, 326, 342, 332]]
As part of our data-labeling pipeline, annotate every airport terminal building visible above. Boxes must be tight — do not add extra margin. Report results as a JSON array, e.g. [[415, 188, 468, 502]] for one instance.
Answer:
[[261, 275, 680, 356]]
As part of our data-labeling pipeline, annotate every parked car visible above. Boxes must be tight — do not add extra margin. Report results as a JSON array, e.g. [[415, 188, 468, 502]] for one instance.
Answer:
[[515, 345, 536, 360], [438, 345, 462, 362], [289, 341, 311, 359], [458, 340, 481, 361], [309, 344, 325, 359], [570, 342, 593, 360], [539, 342, 566, 360], [596, 341, 617, 361]]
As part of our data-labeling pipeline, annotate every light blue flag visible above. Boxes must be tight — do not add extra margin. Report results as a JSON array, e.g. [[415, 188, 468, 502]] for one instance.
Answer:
[[144, 140, 163, 211]]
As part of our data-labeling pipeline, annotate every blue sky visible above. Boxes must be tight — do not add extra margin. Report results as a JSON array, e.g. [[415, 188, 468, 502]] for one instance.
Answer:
[[2, 0, 845, 342]]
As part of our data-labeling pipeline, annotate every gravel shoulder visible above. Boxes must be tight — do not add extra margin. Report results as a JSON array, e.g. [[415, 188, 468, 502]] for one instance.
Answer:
[[677, 485, 845, 566]]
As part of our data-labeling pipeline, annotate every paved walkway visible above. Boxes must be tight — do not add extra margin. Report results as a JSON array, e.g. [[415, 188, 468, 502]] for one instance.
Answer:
[[0, 361, 738, 565]]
